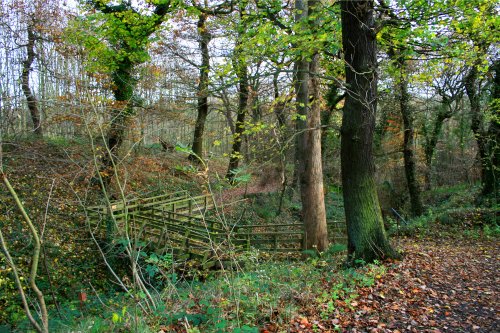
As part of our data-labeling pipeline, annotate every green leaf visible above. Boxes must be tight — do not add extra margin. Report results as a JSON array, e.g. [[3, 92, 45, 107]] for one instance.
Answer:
[[112, 312, 120, 323]]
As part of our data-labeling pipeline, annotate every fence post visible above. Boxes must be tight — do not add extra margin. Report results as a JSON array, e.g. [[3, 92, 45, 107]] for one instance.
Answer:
[[247, 230, 251, 251], [184, 230, 190, 253], [274, 225, 278, 251]]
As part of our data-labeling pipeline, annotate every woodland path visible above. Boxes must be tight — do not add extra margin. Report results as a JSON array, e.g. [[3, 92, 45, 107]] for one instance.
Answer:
[[286, 236, 499, 333], [216, 176, 283, 204]]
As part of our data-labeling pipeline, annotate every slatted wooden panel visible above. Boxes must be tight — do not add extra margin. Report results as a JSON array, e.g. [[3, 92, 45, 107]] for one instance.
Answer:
[[233, 221, 347, 252], [86, 191, 347, 264]]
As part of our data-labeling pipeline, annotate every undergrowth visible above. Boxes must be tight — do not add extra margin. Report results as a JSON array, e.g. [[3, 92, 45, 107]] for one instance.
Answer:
[[386, 184, 499, 238], [34, 248, 385, 333], [2, 139, 497, 332]]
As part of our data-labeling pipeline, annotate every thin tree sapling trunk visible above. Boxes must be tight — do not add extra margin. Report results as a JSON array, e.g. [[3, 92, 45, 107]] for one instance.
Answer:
[[0, 171, 49, 333], [397, 57, 423, 216], [423, 102, 452, 190], [21, 24, 42, 137]]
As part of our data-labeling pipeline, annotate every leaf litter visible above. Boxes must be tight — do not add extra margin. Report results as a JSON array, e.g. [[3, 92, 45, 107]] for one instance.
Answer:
[[283, 236, 499, 333]]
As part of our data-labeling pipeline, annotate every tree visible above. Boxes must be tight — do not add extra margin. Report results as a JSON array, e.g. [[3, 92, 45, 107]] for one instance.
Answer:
[[465, 61, 492, 195], [76, 0, 173, 187], [423, 66, 464, 189], [389, 52, 424, 216], [6, 0, 65, 137], [226, 7, 249, 183], [190, 12, 212, 161], [21, 23, 42, 137], [294, 0, 328, 251], [340, 0, 398, 263], [376, 0, 450, 214], [0, 143, 48, 332], [397, 57, 423, 216], [190, 1, 233, 162], [486, 59, 500, 197], [444, 0, 499, 196]]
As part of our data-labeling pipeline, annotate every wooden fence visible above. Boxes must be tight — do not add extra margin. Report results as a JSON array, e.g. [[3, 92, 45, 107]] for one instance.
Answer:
[[87, 191, 347, 266]]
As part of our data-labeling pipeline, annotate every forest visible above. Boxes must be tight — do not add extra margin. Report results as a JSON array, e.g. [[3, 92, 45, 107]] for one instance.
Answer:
[[0, 0, 498, 332]]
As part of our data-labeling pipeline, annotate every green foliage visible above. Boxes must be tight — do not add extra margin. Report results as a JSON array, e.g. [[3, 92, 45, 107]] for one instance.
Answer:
[[325, 188, 345, 222], [68, 1, 164, 74], [387, 184, 499, 238], [424, 184, 479, 211], [175, 164, 199, 174], [48, 298, 155, 333], [144, 252, 175, 284], [228, 167, 252, 185], [150, 249, 385, 332], [482, 224, 500, 238]]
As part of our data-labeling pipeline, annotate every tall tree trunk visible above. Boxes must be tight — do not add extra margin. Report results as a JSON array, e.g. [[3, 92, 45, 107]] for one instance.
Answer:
[[423, 101, 452, 190], [190, 13, 211, 162], [101, 61, 134, 189], [292, 0, 308, 191], [465, 65, 490, 194], [273, 72, 287, 128], [484, 60, 500, 196], [21, 24, 42, 137], [294, 0, 328, 251], [300, 52, 328, 251], [340, 0, 399, 264], [397, 58, 423, 216], [89, 0, 170, 190], [226, 40, 248, 182]]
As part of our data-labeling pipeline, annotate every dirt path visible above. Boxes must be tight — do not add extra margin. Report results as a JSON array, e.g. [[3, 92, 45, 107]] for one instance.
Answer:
[[214, 176, 283, 208], [288, 237, 499, 333]]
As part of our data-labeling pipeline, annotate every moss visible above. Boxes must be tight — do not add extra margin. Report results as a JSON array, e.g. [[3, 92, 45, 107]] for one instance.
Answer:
[[344, 175, 400, 265]]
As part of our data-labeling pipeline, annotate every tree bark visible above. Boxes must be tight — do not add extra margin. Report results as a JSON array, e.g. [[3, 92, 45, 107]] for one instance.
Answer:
[[190, 13, 211, 162], [484, 59, 500, 196], [423, 101, 452, 190], [101, 60, 134, 188], [91, 0, 171, 189], [397, 58, 423, 216], [21, 24, 42, 137], [226, 40, 248, 182], [294, 0, 328, 251], [273, 72, 287, 128], [465, 65, 490, 195], [300, 53, 329, 251], [340, 0, 399, 264]]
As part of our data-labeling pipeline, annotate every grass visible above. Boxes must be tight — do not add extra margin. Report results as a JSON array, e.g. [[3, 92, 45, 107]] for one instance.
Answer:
[[35, 248, 384, 333], [387, 183, 499, 238]]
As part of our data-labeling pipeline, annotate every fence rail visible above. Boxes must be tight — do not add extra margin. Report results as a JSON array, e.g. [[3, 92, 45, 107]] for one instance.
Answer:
[[86, 191, 347, 266]]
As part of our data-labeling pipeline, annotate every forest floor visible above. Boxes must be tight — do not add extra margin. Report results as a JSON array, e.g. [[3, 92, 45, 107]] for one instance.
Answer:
[[285, 236, 499, 333], [1, 139, 498, 332]]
